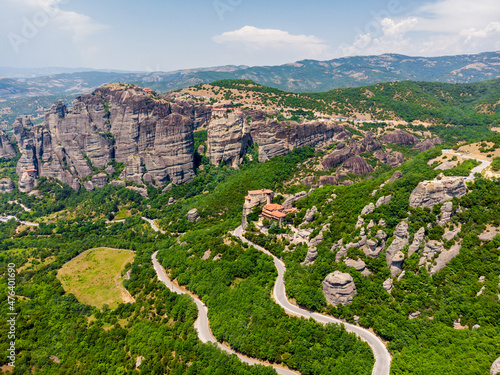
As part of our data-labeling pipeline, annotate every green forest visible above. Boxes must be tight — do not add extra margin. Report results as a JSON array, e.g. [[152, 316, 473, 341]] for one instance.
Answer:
[[1, 78, 500, 375]]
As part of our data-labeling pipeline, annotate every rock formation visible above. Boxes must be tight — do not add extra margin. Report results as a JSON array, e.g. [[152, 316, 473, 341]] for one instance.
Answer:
[[13, 84, 206, 192], [374, 150, 405, 167], [383, 278, 393, 294], [0, 178, 14, 193], [380, 171, 404, 188], [380, 130, 419, 145], [303, 206, 317, 223], [282, 191, 307, 209], [408, 227, 426, 257], [413, 137, 443, 151], [322, 271, 357, 306], [207, 114, 351, 167], [437, 202, 453, 226], [376, 195, 393, 207], [206, 113, 250, 167], [361, 202, 375, 216], [321, 144, 354, 170], [391, 251, 405, 277], [409, 175, 467, 209], [187, 208, 200, 222], [318, 175, 338, 186], [385, 221, 409, 276], [491, 358, 500, 375], [301, 247, 318, 265], [361, 131, 382, 152], [344, 258, 371, 276], [343, 155, 374, 175], [0, 130, 16, 159]]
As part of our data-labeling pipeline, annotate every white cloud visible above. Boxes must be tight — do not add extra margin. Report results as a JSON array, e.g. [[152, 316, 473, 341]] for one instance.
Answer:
[[338, 0, 500, 57], [213, 26, 329, 58], [4, 0, 107, 41]]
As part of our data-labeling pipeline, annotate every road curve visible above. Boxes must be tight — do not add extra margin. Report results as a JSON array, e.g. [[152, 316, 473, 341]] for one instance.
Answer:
[[233, 226, 392, 375], [151, 252, 298, 375], [441, 150, 491, 181], [141, 217, 166, 234]]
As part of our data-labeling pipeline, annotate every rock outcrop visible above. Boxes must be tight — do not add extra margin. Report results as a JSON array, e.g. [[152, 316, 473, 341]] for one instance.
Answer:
[[344, 258, 371, 276], [321, 144, 354, 170], [0, 178, 14, 193], [0, 130, 16, 159], [187, 208, 200, 222], [437, 202, 453, 226], [408, 227, 425, 257], [303, 206, 317, 223], [374, 150, 405, 167], [413, 137, 443, 151], [376, 195, 393, 207], [207, 115, 351, 167], [361, 202, 375, 216], [13, 84, 206, 191], [380, 171, 404, 188], [361, 131, 382, 152], [409, 175, 467, 209], [380, 130, 419, 145], [343, 155, 374, 175], [322, 271, 357, 306], [491, 357, 500, 375], [386, 222, 409, 276], [301, 247, 318, 265], [282, 191, 307, 209], [318, 175, 338, 186], [383, 278, 393, 294]]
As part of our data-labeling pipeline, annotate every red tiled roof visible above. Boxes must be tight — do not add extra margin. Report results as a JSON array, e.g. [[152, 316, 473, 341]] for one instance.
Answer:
[[262, 211, 286, 219], [264, 203, 284, 211]]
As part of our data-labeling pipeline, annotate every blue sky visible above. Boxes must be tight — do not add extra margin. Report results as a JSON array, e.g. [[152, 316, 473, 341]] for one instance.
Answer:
[[1, 0, 499, 71]]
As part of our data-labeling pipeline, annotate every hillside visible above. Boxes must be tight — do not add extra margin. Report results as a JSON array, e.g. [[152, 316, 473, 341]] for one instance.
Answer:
[[1, 52, 500, 104], [178, 78, 500, 128], [1, 78, 500, 374]]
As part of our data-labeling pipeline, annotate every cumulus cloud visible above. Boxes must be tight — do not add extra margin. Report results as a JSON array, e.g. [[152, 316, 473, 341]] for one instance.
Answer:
[[4, 0, 107, 41], [338, 0, 500, 57], [213, 26, 329, 58]]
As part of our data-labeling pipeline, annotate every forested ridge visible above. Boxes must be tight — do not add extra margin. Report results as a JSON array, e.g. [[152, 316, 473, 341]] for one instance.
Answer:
[[1, 80, 500, 374]]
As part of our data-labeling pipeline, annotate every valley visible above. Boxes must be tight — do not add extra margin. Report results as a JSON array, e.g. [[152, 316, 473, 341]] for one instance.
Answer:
[[0, 77, 499, 375]]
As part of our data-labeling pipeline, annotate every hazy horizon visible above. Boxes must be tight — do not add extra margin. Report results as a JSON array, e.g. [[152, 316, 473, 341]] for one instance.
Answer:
[[1, 0, 499, 72]]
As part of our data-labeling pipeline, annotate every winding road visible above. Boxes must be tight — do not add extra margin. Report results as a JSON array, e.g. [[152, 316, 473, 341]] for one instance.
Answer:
[[151, 251, 298, 375], [146, 212, 390, 375], [233, 226, 391, 375], [442, 149, 491, 181]]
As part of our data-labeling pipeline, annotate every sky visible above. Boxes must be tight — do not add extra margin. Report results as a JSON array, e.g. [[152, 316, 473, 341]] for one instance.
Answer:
[[0, 0, 499, 72]]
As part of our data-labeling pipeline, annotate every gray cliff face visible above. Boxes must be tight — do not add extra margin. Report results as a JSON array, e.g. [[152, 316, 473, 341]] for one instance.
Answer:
[[0, 178, 14, 193], [0, 130, 16, 159], [206, 113, 351, 167], [409, 175, 467, 209], [380, 130, 419, 146], [206, 113, 250, 168], [14, 85, 204, 191]]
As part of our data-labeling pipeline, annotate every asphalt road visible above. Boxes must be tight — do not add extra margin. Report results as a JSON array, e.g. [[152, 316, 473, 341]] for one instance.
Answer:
[[233, 226, 392, 375], [151, 253, 298, 375], [441, 150, 491, 180], [141, 217, 166, 234]]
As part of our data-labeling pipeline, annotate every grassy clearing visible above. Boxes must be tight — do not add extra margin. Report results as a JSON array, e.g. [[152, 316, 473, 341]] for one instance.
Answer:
[[57, 247, 135, 309]]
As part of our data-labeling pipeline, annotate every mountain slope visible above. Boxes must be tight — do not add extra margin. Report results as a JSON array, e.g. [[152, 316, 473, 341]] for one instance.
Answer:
[[1, 52, 500, 101]]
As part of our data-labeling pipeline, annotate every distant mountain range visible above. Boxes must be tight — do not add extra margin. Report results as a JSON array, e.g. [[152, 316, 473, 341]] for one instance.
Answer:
[[1, 52, 500, 101]]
